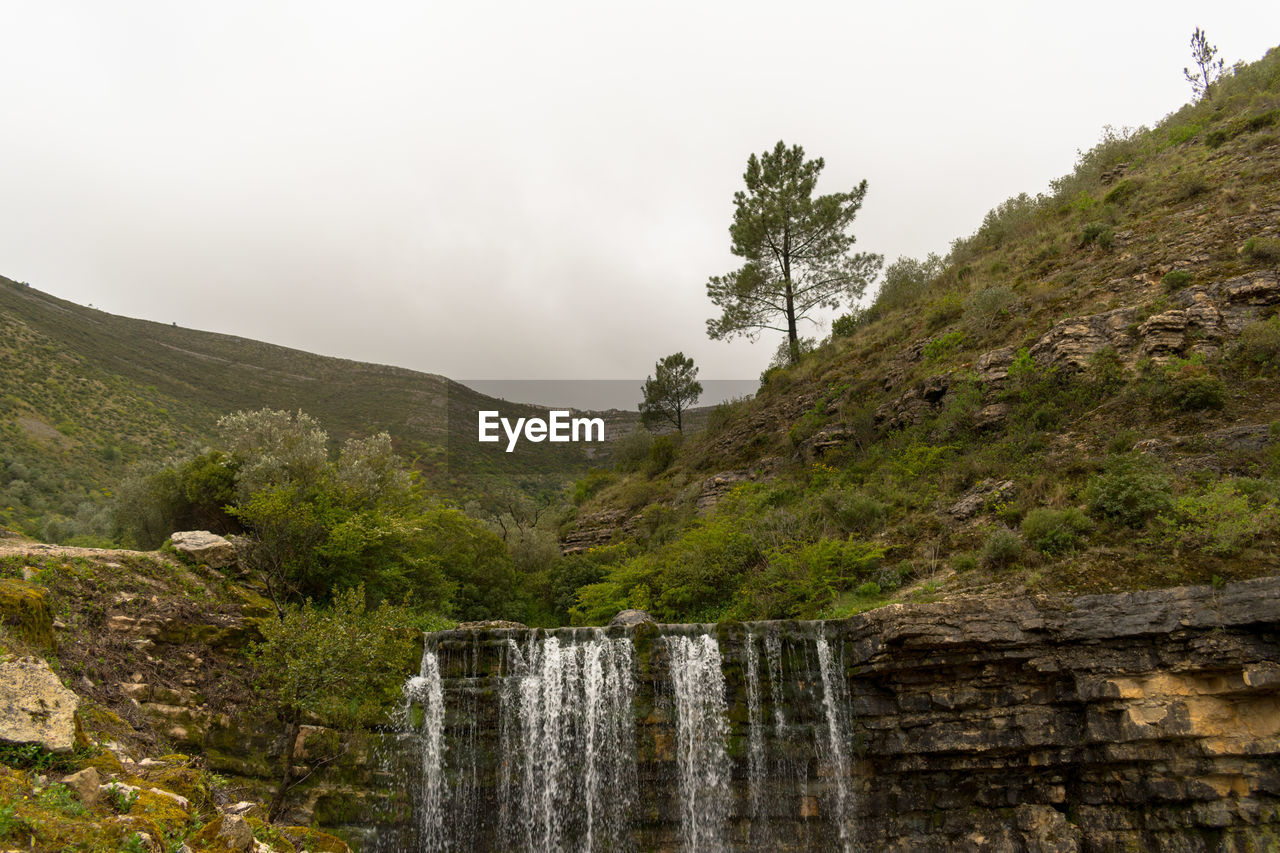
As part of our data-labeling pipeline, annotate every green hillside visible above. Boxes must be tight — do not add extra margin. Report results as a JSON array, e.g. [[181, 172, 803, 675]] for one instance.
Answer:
[[0, 279, 625, 540], [557, 46, 1280, 624]]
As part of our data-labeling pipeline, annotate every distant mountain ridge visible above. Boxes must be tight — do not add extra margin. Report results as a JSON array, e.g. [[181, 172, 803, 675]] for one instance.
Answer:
[[0, 275, 631, 537]]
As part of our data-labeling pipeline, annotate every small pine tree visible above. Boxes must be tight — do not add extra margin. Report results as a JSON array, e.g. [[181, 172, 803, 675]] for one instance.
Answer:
[[639, 353, 703, 434], [1184, 28, 1225, 101]]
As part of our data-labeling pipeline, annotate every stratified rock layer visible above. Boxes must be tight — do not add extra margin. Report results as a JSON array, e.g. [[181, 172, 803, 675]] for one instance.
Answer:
[[388, 577, 1280, 852]]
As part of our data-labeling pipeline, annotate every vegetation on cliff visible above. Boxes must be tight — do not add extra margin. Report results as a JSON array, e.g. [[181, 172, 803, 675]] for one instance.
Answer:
[[559, 45, 1280, 623]]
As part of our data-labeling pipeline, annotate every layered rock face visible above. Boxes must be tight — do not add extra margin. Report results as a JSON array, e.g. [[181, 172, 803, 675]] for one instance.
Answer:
[[383, 578, 1280, 852]]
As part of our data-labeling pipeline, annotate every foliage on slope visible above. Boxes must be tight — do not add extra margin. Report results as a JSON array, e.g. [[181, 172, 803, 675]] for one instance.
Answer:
[[560, 46, 1280, 624]]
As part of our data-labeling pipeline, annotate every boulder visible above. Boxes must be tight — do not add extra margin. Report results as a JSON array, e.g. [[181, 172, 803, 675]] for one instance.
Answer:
[[61, 766, 101, 808], [0, 656, 80, 752], [216, 814, 255, 852], [169, 531, 238, 569], [609, 609, 655, 628]]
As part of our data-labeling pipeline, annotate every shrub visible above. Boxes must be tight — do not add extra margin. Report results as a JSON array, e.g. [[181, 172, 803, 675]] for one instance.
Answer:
[[1085, 454, 1173, 528], [831, 309, 868, 338], [1168, 122, 1202, 144], [820, 488, 888, 534], [1242, 235, 1280, 262], [1161, 269, 1194, 292], [647, 436, 677, 476], [1235, 316, 1280, 372], [1100, 178, 1141, 206], [979, 526, 1023, 569], [1152, 355, 1226, 411], [964, 286, 1015, 333], [922, 330, 965, 362], [571, 469, 616, 505], [1080, 222, 1114, 249], [925, 293, 965, 330], [1168, 480, 1280, 557], [611, 429, 654, 474], [874, 254, 946, 311], [1020, 507, 1092, 554], [1168, 171, 1210, 202]]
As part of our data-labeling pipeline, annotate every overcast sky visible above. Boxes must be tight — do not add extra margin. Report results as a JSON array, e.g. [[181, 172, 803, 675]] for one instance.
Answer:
[[2, 3, 1277, 399]]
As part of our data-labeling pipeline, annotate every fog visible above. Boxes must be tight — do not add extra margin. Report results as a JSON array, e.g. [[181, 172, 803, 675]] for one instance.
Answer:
[[2, 2, 1276, 399]]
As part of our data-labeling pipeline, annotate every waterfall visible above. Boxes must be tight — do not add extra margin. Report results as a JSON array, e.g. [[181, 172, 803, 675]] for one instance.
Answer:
[[400, 629, 635, 852], [402, 645, 446, 852], [815, 631, 854, 852], [665, 633, 732, 852], [389, 622, 859, 851], [744, 631, 771, 848]]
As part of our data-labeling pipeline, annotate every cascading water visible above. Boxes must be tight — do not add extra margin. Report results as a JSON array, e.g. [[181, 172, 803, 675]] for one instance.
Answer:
[[385, 621, 860, 852], [664, 633, 732, 853], [396, 629, 635, 852], [401, 644, 446, 852], [744, 632, 770, 847], [815, 631, 855, 852]]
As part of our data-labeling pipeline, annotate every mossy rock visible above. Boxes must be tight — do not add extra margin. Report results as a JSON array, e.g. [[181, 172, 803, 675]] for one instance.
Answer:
[[284, 825, 352, 853], [81, 749, 125, 777], [131, 788, 192, 834], [0, 578, 55, 650], [189, 816, 248, 853]]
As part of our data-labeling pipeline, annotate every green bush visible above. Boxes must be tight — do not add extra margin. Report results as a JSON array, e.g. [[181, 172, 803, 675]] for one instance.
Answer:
[[1085, 454, 1173, 528], [647, 436, 677, 476], [1020, 507, 1092, 554], [831, 309, 869, 338], [979, 526, 1023, 569], [1080, 222, 1114, 249], [1168, 171, 1210, 202], [1242, 235, 1280, 262], [1150, 355, 1226, 411], [610, 429, 654, 473], [925, 293, 965, 330], [1161, 270, 1194, 292], [1165, 480, 1280, 557], [820, 488, 888, 534], [1103, 178, 1142, 206], [922, 330, 965, 362], [571, 469, 616, 505], [874, 254, 945, 311], [1235, 316, 1280, 372]]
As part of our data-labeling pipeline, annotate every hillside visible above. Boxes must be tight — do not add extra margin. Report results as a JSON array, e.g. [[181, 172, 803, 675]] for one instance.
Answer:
[[557, 47, 1280, 624], [0, 279, 637, 540]]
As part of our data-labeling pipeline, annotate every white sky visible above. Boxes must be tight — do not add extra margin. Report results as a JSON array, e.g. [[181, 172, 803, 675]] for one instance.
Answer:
[[2, 2, 1277, 394]]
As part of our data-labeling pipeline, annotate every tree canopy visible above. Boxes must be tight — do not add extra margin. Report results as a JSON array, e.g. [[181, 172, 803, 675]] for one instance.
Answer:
[[706, 141, 882, 365], [639, 352, 703, 433]]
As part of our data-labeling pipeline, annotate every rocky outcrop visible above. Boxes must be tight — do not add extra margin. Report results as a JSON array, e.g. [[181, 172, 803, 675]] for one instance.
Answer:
[[0, 655, 80, 752], [170, 530, 239, 570], [559, 509, 635, 554], [1027, 271, 1279, 371], [947, 478, 1015, 520], [608, 609, 654, 628]]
